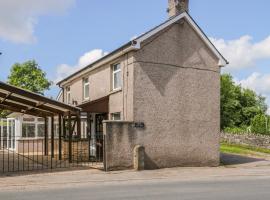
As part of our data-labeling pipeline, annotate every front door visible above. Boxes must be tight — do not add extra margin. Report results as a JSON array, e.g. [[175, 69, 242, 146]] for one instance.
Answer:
[[95, 114, 107, 161]]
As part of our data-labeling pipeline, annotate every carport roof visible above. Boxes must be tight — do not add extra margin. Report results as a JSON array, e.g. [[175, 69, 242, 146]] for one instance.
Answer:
[[0, 81, 80, 117]]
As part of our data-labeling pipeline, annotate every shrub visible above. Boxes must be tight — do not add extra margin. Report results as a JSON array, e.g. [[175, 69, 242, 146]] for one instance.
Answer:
[[251, 114, 270, 135]]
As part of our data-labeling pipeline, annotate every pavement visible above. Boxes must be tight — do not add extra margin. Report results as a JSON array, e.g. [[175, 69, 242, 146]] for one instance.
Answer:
[[1, 153, 270, 199]]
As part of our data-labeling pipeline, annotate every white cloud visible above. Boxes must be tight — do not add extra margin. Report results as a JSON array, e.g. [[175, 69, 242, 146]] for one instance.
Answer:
[[211, 35, 270, 72], [55, 49, 108, 83], [237, 73, 270, 95], [236, 73, 270, 114], [0, 0, 75, 43]]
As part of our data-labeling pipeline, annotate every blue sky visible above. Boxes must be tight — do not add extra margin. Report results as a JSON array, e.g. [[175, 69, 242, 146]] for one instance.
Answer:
[[0, 0, 270, 110]]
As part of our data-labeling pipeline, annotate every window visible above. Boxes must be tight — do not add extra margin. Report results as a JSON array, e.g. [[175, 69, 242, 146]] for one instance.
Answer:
[[111, 112, 121, 121], [66, 86, 71, 104], [83, 77, 90, 100], [112, 63, 122, 90], [22, 124, 35, 138], [37, 124, 45, 137]]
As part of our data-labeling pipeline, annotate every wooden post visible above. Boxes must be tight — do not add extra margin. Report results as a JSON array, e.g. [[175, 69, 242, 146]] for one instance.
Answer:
[[51, 115, 54, 158], [63, 117, 66, 138], [68, 113, 72, 163], [44, 117, 48, 156], [58, 114, 62, 160], [77, 113, 81, 139], [87, 113, 91, 160]]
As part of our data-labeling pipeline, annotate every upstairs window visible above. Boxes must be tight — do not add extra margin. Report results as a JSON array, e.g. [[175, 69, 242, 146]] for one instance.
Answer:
[[112, 63, 122, 90], [83, 77, 90, 100], [66, 86, 71, 105]]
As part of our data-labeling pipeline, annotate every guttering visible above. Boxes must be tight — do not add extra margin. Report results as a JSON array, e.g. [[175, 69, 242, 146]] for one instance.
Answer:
[[57, 41, 138, 87]]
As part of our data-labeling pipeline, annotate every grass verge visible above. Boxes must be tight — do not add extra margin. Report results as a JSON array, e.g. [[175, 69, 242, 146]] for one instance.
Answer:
[[220, 143, 270, 157]]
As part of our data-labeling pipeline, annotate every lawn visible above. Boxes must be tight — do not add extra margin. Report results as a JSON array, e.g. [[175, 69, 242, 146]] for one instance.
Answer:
[[220, 143, 270, 157]]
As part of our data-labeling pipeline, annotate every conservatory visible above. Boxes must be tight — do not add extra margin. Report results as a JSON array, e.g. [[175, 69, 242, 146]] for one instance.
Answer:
[[0, 113, 57, 153]]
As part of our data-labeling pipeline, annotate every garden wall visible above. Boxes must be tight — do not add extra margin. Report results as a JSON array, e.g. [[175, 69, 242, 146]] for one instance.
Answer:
[[221, 132, 270, 149]]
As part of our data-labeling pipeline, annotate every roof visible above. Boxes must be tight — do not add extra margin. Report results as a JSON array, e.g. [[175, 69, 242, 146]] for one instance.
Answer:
[[0, 81, 80, 117], [57, 12, 228, 86]]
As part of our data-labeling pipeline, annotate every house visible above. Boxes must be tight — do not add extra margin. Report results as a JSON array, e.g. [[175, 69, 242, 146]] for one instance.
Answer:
[[56, 0, 227, 170]]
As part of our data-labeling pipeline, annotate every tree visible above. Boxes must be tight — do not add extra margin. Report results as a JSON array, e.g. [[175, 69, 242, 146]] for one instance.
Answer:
[[221, 74, 268, 130], [220, 74, 241, 129], [7, 60, 52, 95], [0, 60, 52, 118]]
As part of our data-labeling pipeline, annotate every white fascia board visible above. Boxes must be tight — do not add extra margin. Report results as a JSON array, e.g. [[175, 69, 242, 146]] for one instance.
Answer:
[[60, 46, 136, 87], [133, 12, 228, 67]]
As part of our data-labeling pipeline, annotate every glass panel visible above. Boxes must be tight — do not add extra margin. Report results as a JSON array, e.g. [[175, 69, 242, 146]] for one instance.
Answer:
[[83, 77, 89, 84], [111, 113, 121, 120], [113, 63, 120, 71], [37, 124, 45, 137], [37, 118, 45, 122], [114, 71, 122, 89], [23, 118, 35, 122], [22, 123, 35, 138], [54, 124, 59, 138], [84, 84, 89, 99]]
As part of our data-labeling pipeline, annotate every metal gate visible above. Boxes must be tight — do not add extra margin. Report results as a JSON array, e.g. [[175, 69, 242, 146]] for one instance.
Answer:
[[0, 116, 104, 174]]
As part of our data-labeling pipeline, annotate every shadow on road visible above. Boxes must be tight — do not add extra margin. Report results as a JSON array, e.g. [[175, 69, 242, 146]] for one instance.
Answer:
[[220, 153, 265, 166]]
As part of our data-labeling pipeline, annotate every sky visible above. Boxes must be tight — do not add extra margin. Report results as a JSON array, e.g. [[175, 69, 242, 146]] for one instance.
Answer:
[[0, 0, 270, 110]]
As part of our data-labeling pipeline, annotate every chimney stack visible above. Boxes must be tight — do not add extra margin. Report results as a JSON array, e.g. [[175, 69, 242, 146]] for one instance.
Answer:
[[167, 0, 189, 18]]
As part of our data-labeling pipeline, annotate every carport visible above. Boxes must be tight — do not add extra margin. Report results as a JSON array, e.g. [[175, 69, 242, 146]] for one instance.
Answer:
[[0, 81, 100, 173]]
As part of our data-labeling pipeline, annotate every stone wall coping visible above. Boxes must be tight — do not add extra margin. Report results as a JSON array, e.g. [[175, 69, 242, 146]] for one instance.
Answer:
[[103, 120, 134, 124], [221, 132, 270, 138]]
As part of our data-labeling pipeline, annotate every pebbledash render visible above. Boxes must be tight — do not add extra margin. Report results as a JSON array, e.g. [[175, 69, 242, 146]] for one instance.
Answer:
[[57, 0, 227, 170]]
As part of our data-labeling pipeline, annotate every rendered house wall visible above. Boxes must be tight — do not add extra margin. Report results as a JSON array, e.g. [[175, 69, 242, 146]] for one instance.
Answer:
[[104, 19, 221, 170], [61, 53, 135, 121], [132, 19, 220, 168]]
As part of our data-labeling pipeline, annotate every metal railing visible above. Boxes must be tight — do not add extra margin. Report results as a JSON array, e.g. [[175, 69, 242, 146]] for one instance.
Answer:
[[0, 135, 104, 174]]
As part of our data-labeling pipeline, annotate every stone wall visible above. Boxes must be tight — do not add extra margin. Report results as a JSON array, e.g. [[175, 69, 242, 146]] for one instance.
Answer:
[[63, 140, 90, 162], [221, 132, 270, 149], [103, 121, 137, 171], [104, 119, 220, 171]]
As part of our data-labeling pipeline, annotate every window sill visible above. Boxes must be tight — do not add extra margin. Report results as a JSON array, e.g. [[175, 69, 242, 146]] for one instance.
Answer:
[[110, 88, 122, 95]]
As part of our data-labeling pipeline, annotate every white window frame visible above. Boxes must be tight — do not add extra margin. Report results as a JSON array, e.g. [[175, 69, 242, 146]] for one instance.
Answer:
[[66, 86, 71, 105], [83, 77, 90, 100], [112, 63, 122, 91], [111, 112, 121, 121]]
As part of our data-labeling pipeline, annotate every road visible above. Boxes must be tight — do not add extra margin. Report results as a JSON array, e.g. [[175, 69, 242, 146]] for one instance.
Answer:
[[1, 177, 270, 200], [1, 153, 270, 200]]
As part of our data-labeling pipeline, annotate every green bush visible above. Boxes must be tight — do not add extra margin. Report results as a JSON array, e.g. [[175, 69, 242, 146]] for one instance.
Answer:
[[224, 126, 248, 134], [251, 114, 270, 135]]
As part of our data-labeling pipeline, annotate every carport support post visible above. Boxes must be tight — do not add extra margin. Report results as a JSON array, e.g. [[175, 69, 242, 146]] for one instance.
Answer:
[[63, 117, 66, 138], [44, 117, 48, 156], [51, 115, 54, 158], [68, 113, 72, 163], [77, 113, 81, 138], [58, 114, 62, 160], [87, 113, 91, 160]]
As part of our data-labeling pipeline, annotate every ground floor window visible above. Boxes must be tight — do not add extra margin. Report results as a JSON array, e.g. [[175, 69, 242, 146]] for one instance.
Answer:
[[111, 112, 121, 121], [22, 124, 35, 138]]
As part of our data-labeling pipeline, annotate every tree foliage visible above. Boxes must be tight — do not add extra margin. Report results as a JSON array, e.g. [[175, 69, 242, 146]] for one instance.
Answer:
[[0, 60, 52, 118], [221, 74, 268, 130], [251, 114, 270, 135], [7, 60, 52, 95]]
